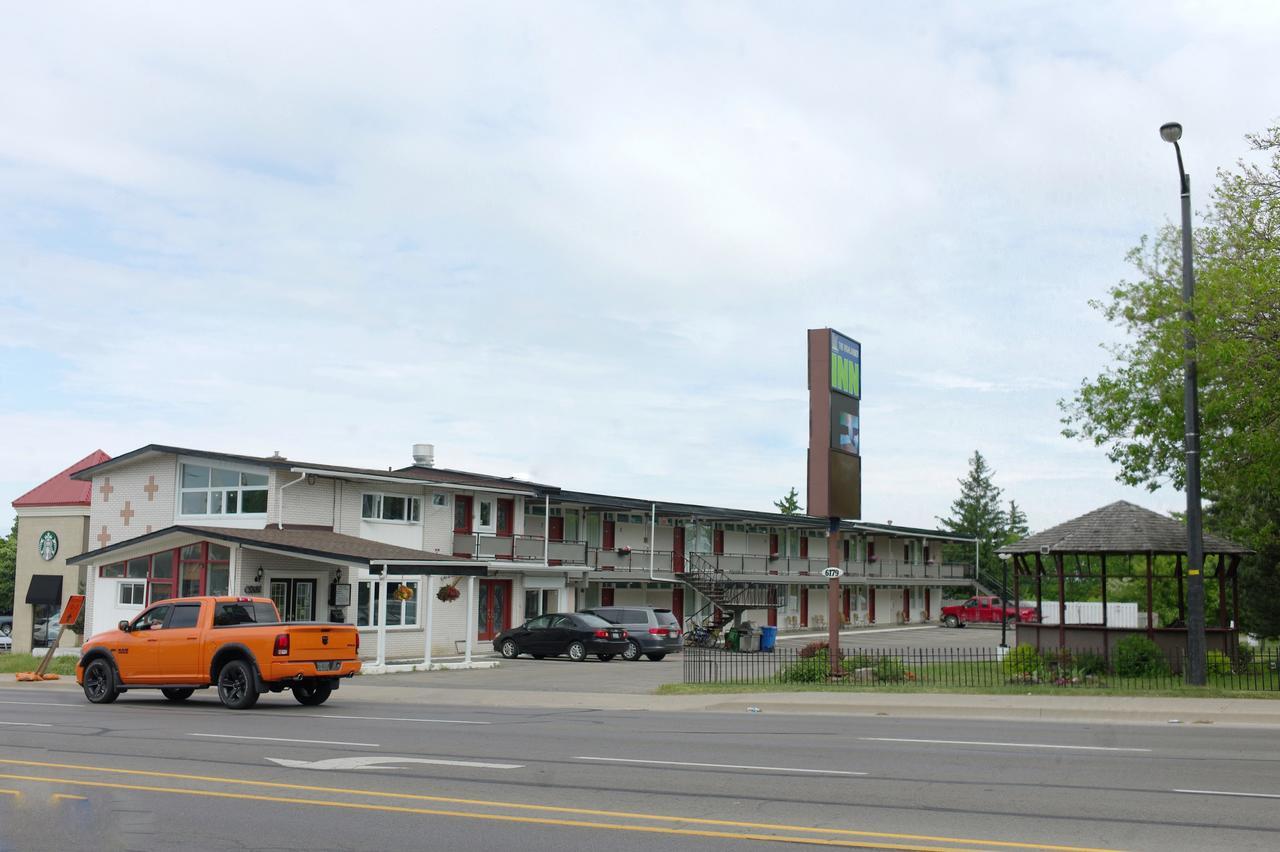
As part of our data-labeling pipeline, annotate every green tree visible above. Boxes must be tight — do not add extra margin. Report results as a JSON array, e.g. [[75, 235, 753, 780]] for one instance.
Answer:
[[0, 519, 15, 616], [1004, 500, 1029, 544], [773, 487, 801, 515], [1061, 122, 1280, 637], [938, 451, 1010, 580]]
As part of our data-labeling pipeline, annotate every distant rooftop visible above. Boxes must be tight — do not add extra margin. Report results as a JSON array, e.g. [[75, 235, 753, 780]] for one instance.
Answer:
[[12, 450, 112, 508]]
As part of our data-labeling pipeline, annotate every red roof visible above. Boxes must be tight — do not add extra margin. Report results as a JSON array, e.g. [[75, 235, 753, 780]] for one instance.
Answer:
[[12, 450, 112, 508]]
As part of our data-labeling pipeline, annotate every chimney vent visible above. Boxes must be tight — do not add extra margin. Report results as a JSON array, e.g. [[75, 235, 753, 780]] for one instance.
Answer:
[[412, 443, 435, 468], [269, 450, 286, 460]]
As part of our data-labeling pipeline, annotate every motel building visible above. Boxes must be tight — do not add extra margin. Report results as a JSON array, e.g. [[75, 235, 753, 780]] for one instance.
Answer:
[[39, 443, 975, 670]]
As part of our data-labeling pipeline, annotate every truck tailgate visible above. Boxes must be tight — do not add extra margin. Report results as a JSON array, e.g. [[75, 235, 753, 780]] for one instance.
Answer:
[[286, 625, 359, 660]]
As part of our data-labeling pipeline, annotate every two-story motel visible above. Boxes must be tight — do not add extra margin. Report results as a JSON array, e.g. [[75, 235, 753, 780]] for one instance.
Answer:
[[58, 443, 976, 667]]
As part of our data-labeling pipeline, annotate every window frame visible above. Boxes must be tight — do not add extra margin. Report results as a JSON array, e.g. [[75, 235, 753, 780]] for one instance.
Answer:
[[354, 579, 421, 629], [359, 492, 423, 524], [178, 461, 269, 519], [100, 541, 230, 604], [118, 582, 146, 607]]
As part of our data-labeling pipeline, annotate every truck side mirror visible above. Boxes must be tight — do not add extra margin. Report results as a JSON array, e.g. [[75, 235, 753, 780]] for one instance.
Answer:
[[118, 620, 131, 632]]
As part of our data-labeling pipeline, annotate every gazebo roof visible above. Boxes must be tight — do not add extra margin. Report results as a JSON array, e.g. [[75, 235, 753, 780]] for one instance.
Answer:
[[997, 500, 1252, 556]]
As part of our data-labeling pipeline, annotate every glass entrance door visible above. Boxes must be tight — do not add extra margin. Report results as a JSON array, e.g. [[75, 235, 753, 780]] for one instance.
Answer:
[[269, 578, 318, 622]]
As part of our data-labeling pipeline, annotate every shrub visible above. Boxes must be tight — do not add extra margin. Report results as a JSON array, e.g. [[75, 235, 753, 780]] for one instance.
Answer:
[[1002, 645, 1042, 678], [1206, 650, 1234, 675], [797, 641, 832, 659], [1073, 651, 1109, 677], [776, 657, 832, 683], [1113, 635, 1169, 677], [873, 658, 906, 682]]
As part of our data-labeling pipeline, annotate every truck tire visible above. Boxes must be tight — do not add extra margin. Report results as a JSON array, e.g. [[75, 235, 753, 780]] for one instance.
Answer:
[[162, 687, 195, 702], [292, 682, 333, 706], [943, 615, 959, 628], [216, 659, 260, 710], [83, 659, 120, 705]]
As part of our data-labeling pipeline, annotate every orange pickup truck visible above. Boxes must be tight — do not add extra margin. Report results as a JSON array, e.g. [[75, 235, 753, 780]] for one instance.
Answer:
[[77, 596, 361, 709]]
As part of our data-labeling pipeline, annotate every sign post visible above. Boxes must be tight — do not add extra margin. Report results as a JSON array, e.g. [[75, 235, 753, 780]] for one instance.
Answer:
[[29, 594, 84, 680], [807, 328, 862, 679]]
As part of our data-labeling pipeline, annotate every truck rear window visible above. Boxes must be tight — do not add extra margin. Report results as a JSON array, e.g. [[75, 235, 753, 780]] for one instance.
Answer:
[[213, 602, 280, 626]]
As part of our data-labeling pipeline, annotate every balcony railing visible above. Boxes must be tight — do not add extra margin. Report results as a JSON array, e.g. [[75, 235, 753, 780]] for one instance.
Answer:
[[447, 533, 972, 581]]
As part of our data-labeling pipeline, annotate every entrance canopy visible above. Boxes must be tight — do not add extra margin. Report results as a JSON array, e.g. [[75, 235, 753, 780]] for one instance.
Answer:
[[25, 574, 63, 605]]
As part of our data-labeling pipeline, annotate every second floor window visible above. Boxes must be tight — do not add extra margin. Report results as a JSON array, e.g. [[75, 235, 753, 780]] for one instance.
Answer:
[[362, 493, 421, 523], [180, 463, 268, 516]]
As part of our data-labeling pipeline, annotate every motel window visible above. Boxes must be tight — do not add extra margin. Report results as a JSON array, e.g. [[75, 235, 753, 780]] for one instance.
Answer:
[[432, 493, 447, 507], [478, 500, 492, 528], [118, 582, 146, 606], [355, 580, 420, 628], [100, 542, 228, 604], [361, 493, 421, 523], [180, 463, 268, 516]]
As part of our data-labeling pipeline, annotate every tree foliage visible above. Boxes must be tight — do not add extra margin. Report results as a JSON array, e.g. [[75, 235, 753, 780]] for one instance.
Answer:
[[0, 520, 15, 616], [1061, 122, 1280, 636], [773, 487, 801, 516], [937, 451, 1023, 577]]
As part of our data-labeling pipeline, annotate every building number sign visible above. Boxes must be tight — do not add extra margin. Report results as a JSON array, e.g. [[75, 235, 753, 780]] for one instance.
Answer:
[[38, 530, 59, 561]]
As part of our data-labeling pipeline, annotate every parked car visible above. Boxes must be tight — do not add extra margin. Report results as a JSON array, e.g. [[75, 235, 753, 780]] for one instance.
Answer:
[[33, 616, 62, 645], [0, 632, 11, 654], [76, 596, 361, 709], [493, 612, 630, 662], [940, 595, 1037, 628], [0, 615, 12, 637], [582, 606, 682, 662]]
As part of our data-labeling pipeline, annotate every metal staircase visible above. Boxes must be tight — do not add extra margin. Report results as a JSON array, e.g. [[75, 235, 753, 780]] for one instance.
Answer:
[[679, 552, 780, 631]]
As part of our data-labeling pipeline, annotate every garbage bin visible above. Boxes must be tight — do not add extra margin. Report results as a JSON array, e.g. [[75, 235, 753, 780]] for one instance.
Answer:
[[726, 628, 740, 652], [742, 631, 761, 653], [760, 625, 778, 652]]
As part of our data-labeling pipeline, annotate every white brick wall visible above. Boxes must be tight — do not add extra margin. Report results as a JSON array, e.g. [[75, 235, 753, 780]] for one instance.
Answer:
[[88, 456, 179, 551]]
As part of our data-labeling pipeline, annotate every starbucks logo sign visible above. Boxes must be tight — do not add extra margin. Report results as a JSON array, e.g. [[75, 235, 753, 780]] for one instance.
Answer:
[[38, 531, 59, 561]]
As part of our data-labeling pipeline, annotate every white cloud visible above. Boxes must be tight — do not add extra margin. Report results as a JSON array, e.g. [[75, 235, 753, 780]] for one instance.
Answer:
[[3, 1, 1276, 533]]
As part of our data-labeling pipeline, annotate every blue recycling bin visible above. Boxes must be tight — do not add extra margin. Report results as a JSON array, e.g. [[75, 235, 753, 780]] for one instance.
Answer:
[[760, 625, 778, 652]]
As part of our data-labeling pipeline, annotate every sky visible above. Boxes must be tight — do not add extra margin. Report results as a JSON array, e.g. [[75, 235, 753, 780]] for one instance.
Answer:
[[3, 2, 1278, 534]]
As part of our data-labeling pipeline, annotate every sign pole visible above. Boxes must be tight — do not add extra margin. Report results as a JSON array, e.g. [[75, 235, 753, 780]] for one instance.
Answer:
[[827, 518, 842, 678]]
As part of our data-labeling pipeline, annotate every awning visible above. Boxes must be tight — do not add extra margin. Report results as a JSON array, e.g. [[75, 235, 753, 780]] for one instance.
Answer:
[[25, 574, 63, 605]]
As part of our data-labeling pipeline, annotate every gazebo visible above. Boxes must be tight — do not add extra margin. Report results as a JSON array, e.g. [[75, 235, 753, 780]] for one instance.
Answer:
[[997, 501, 1253, 662]]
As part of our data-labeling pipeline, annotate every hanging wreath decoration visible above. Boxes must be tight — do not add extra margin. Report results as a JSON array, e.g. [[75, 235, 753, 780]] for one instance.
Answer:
[[393, 583, 415, 602], [436, 579, 462, 603]]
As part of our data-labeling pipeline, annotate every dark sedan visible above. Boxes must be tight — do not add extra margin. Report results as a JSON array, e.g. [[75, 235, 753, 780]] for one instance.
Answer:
[[493, 612, 630, 662]]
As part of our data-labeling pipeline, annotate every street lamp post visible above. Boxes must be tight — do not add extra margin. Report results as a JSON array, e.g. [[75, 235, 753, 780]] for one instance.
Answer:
[[998, 552, 1011, 649], [1160, 121, 1207, 686]]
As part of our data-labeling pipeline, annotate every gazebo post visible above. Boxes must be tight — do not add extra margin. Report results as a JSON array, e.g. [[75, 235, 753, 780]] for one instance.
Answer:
[[1034, 553, 1044, 652], [1055, 553, 1066, 650], [1152, 550, 1162, 637], [1230, 555, 1241, 656], [1217, 553, 1227, 630], [1012, 555, 1022, 642], [1101, 553, 1109, 663], [1176, 553, 1185, 624]]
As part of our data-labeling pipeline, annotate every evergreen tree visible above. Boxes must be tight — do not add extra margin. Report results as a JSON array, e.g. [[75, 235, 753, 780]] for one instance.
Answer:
[[1004, 500, 1029, 544], [938, 451, 1009, 581], [773, 487, 801, 516]]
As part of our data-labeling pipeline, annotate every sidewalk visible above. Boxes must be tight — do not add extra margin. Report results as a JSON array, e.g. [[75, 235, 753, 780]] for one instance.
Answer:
[[11, 672, 1280, 726]]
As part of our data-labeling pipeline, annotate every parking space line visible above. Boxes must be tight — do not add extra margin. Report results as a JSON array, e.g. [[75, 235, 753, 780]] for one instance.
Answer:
[[1173, 788, 1280, 800], [860, 737, 1150, 753], [0, 721, 54, 727]]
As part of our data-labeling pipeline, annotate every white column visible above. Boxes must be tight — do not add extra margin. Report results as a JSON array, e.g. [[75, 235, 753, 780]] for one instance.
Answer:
[[376, 568, 388, 667], [544, 495, 550, 565], [423, 575, 435, 668], [464, 575, 477, 664]]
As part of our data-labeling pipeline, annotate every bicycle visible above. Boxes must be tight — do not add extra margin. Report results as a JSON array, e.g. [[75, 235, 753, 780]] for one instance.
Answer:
[[684, 622, 722, 649]]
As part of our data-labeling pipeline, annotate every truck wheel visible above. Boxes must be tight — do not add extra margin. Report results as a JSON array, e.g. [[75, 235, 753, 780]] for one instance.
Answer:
[[943, 615, 959, 628], [216, 660, 260, 710], [161, 688, 195, 702], [292, 682, 333, 706], [83, 659, 119, 705]]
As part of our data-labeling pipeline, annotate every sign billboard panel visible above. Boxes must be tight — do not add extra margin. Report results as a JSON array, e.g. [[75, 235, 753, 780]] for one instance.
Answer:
[[807, 328, 862, 519]]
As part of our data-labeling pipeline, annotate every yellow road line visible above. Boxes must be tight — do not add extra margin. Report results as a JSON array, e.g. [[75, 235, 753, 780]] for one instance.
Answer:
[[52, 793, 88, 801], [0, 789, 20, 797], [0, 758, 1125, 852], [0, 773, 997, 851]]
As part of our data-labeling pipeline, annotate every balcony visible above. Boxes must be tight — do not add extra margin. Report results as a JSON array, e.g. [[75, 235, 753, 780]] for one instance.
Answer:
[[452, 532, 589, 563]]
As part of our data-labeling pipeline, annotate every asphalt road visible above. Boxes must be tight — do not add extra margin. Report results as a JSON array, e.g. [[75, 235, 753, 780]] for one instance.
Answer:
[[3, 684, 1280, 852]]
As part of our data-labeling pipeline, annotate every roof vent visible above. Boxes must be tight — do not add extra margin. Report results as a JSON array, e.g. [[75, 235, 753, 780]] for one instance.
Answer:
[[412, 443, 435, 468], [269, 450, 286, 460]]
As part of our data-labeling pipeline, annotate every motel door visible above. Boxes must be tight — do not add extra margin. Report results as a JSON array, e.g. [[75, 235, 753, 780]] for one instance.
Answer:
[[477, 578, 512, 641], [270, 578, 317, 622]]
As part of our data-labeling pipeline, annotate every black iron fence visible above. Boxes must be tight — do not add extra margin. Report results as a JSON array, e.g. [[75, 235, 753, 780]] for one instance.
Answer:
[[682, 644, 1280, 691]]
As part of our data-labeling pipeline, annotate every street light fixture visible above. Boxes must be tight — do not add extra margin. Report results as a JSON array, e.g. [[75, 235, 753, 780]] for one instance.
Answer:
[[1160, 120, 1207, 686]]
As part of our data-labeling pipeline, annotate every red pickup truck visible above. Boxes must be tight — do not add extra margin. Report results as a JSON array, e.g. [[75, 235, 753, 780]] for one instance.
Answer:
[[77, 596, 361, 709], [940, 595, 1037, 628]]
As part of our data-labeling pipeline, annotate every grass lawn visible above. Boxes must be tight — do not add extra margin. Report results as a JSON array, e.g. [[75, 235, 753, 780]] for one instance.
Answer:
[[0, 653, 79, 675], [656, 681, 1280, 699]]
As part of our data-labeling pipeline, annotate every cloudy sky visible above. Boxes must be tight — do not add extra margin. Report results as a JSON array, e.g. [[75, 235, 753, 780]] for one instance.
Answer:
[[2, 2, 1277, 533]]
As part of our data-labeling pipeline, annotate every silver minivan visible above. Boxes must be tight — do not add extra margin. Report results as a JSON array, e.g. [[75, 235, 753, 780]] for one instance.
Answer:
[[583, 606, 683, 661]]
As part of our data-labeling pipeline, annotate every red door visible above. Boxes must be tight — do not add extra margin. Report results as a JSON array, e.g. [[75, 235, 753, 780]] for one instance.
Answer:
[[453, 496, 474, 556], [496, 499, 514, 560], [800, 537, 808, 559], [477, 579, 511, 641], [869, 588, 876, 624], [672, 587, 683, 624], [602, 520, 615, 550], [601, 587, 614, 606], [925, 589, 931, 620], [800, 587, 809, 627], [673, 526, 685, 573], [713, 530, 724, 555], [769, 534, 779, 556], [902, 588, 911, 622], [548, 516, 564, 566], [843, 589, 851, 622]]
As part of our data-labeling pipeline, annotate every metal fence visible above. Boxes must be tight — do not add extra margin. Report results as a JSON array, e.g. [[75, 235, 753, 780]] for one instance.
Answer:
[[682, 644, 1280, 691]]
